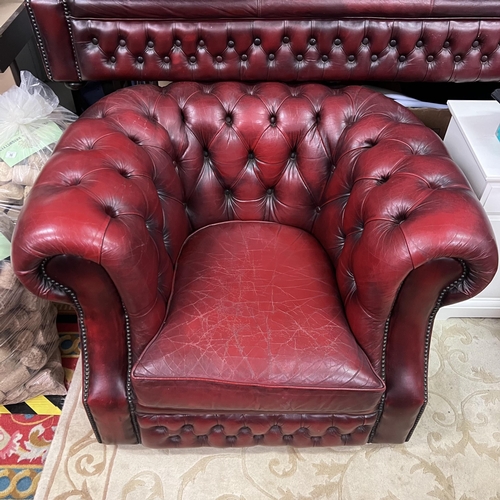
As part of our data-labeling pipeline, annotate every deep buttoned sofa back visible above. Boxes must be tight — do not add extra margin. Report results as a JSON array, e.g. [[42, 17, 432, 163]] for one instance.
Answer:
[[27, 0, 500, 83]]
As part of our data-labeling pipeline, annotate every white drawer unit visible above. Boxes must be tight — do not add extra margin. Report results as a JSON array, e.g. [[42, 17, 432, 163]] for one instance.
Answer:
[[438, 99, 500, 318]]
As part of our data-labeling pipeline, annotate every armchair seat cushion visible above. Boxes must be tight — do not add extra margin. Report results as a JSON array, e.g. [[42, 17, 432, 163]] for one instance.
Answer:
[[133, 221, 385, 414]]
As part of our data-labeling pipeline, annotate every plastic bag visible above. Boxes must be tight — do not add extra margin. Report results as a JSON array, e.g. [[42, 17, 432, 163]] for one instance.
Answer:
[[0, 71, 77, 222], [0, 214, 66, 405]]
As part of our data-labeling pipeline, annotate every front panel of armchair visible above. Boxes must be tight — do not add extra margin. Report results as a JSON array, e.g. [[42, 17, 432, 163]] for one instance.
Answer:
[[45, 256, 139, 444], [371, 258, 465, 443]]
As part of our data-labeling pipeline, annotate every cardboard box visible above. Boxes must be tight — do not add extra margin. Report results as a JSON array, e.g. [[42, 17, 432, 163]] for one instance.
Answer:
[[409, 107, 452, 139]]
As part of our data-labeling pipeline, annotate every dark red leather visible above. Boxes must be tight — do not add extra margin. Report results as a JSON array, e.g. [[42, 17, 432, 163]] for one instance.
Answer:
[[137, 413, 379, 448], [12, 82, 498, 446], [133, 221, 384, 413], [65, 0, 500, 19], [27, 0, 500, 82]]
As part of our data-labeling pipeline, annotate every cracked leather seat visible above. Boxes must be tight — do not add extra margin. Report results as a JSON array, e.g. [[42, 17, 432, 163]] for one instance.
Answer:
[[12, 81, 497, 447]]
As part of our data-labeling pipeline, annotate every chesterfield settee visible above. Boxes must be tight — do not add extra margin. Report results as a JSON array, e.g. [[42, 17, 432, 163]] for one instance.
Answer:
[[11, 0, 499, 447]]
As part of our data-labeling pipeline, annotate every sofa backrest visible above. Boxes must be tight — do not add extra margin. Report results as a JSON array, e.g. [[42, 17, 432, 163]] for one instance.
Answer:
[[27, 0, 500, 83]]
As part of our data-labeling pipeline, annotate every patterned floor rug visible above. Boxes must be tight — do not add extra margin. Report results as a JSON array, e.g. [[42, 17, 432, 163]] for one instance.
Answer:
[[35, 318, 500, 500], [0, 316, 79, 500]]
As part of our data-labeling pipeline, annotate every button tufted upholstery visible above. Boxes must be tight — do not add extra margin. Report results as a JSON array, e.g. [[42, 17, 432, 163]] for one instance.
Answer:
[[12, 82, 498, 447], [137, 413, 379, 448], [26, 0, 500, 83]]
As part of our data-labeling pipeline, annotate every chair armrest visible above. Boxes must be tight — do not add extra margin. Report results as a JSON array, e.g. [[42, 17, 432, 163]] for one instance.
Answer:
[[313, 87, 498, 442], [12, 86, 190, 443], [315, 87, 497, 368]]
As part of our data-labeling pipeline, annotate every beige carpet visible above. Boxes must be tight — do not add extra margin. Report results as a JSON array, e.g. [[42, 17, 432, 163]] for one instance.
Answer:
[[35, 318, 500, 500]]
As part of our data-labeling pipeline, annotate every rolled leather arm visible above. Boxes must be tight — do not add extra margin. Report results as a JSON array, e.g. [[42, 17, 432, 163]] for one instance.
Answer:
[[12, 89, 189, 443], [313, 87, 498, 442]]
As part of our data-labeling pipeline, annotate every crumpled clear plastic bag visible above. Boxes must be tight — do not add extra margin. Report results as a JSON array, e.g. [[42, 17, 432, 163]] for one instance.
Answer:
[[0, 71, 77, 222], [0, 214, 66, 405]]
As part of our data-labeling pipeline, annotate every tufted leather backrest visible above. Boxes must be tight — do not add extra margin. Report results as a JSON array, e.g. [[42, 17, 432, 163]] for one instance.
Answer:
[[81, 82, 428, 235], [27, 0, 500, 83], [69, 81, 479, 369]]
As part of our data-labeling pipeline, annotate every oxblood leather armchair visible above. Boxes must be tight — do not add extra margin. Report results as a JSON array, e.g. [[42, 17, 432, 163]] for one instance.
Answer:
[[12, 81, 497, 447], [12, 0, 500, 447]]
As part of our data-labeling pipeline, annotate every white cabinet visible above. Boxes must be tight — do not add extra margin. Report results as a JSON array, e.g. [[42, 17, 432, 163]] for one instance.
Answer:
[[438, 100, 500, 319]]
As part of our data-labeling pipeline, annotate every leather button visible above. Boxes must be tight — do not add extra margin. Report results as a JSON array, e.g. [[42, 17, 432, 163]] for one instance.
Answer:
[[189, 56, 196, 64], [472, 40, 480, 48], [348, 55, 355, 62], [241, 54, 248, 61], [454, 55, 462, 62], [224, 189, 231, 196], [225, 115, 232, 124], [283, 36, 290, 44], [216, 55, 223, 62], [203, 150, 209, 157], [91, 37, 98, 45], [254, 38, 261, 46], [175, 39, 182, 47], [248, 152, 255, 160], [110, 56, 116, 63], [119, 39, 126, 47], [296, 54, 303, 61], [309, 38, 317, 45], [104, 206, 118, 218], [147, 41, 154, 48], [228, 40, 235, 48], [267, 188, 273, 195], [389, 39, 397, 47], [362, 37, 369, 45], [290, 151, 297, 159], [416, 40, 424, 48], [427, 55, 434, 62], [481, 55, 488, 62], [315, 206, 321, 213], [163, 56, 170, 63], [398, 55, 406, 62], [198, 40, 205, 47], [371, 54, 378, 62], [321, 55, 329, 62], [137, 56, 144, 63], [443, 40, 451, 48], [270, 115, 277, 124], [334, 38, 342, 46], [268, 53, 275, 61]]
